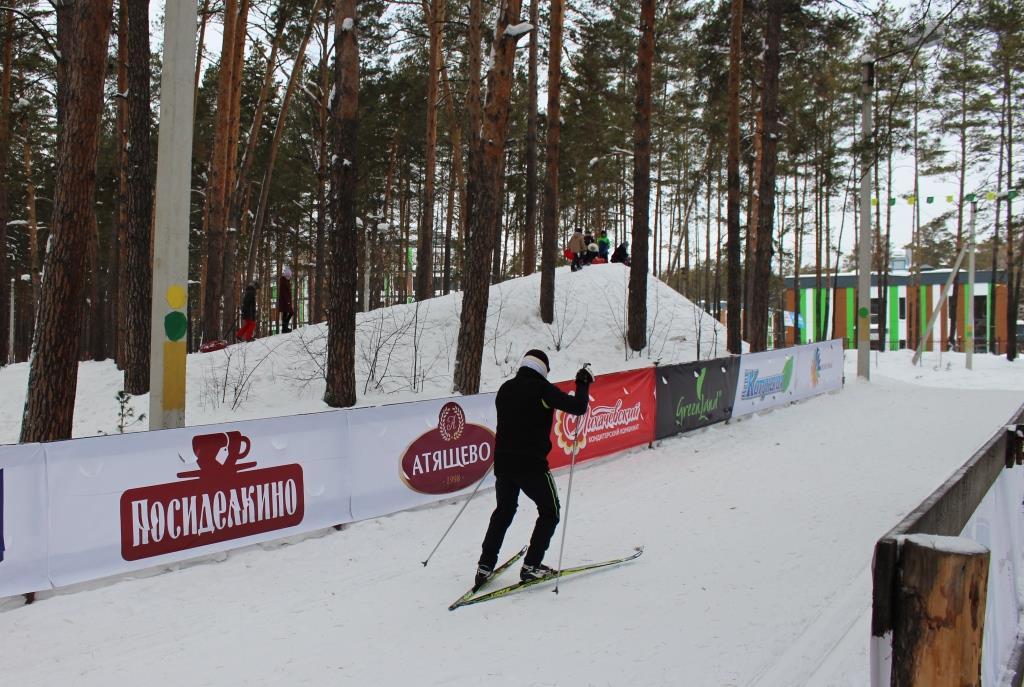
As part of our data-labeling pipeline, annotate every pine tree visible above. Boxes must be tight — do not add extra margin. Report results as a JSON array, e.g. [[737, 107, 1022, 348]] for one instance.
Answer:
[[539, 0, 564, 325], [628, 0, 655, 352], [324, 0, 360, 407], [123, 0, 154, 393], [21, 0, 113, 442]]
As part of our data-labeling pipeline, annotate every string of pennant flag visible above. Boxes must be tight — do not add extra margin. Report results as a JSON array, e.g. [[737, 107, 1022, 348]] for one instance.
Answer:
[[870, 190, 1019, 206]]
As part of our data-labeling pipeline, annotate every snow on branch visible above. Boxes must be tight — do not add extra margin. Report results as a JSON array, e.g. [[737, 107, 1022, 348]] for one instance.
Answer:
[[504, 22, 533, 38]]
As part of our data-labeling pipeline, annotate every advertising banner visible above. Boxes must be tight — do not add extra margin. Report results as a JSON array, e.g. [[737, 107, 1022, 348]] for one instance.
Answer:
[[548, 368, 656, 470], [0, 444, 51, 597], [44, 411, 352, 586], [347, 394, 498, 522], [655, 357, 740, 439], [792, 339, 844, 402], [732, 348, 797, 418], [960, 466, 1024, 687]]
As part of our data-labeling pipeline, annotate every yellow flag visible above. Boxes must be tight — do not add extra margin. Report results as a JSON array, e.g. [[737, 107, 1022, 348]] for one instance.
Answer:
[[908, 196, 916, 205], [986, 191, 997, 201], [871, 198, 878, 206], [946, 195, 954, 203]]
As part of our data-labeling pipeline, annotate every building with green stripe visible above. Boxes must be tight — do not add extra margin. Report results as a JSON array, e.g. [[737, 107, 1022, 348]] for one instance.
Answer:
[[782, 269, 1017, 353]]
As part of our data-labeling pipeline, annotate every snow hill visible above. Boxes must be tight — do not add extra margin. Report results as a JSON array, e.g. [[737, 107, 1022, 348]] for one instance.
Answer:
[[0, 263, 729, 444]]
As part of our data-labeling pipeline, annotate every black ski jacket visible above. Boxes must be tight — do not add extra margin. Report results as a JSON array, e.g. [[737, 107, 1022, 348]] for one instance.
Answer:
[[241, 285, 257, 321], [493, 367, 590, 476]]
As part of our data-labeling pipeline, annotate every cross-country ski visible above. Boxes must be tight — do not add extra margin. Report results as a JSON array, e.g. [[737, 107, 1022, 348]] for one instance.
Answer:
[[450, 547, 644, 610]]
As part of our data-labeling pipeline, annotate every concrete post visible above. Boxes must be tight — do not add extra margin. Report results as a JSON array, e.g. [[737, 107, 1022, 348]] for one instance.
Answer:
[[148, 0, 197, 429]]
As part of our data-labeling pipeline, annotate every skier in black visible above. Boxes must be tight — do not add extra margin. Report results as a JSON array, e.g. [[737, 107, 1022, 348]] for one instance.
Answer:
[[476, 349, 593, 586]]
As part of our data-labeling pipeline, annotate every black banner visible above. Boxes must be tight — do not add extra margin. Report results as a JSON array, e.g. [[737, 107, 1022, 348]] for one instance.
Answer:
[[655, 357, 740, 439]]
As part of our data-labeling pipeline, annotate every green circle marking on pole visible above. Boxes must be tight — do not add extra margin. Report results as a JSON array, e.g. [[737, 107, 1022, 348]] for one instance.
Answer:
[[858, 307, 869, 318], [164, 311, 188, 341]]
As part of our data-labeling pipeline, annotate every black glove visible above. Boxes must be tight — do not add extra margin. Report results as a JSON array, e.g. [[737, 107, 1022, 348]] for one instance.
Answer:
[[575, 366, 594, 385]]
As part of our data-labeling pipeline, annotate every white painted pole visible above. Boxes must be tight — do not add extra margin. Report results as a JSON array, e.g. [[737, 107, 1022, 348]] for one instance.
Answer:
[[857, 58, 874, 381], [149, 0, 197, 430], [966, 200, 976, 370]]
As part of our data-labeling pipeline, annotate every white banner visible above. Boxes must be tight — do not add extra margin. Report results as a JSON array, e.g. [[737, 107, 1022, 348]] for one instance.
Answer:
[[792, 339, 844, 402], [347, 394, 498, 522], [44, 411, 353, 587], [960, 466, 1024, 687], [732, 348, 797, 417], [0, 443, 51, 597]]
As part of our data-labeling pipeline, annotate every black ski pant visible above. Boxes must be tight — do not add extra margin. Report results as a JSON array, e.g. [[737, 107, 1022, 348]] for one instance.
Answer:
[[479, 471, 560, 569]]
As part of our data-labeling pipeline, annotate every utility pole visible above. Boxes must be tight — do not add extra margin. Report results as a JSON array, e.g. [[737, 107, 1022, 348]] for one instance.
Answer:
[[857, 57, 874, 380], [148, 0, 197, 429]]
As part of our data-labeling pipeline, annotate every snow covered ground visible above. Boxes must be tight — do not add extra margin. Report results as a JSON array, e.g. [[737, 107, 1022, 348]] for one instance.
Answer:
[[1, 265, 1021, 686]]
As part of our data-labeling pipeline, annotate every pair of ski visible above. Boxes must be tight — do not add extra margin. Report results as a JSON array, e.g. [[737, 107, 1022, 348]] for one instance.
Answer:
[[448, 545, 643, 611]]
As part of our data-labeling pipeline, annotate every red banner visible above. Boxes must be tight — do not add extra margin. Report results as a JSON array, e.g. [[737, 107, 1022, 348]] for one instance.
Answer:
[[547, 368, 656, 470]]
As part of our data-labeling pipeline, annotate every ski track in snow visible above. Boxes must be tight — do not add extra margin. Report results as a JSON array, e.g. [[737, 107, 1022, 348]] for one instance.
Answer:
[[1, 265, 1022, 686]]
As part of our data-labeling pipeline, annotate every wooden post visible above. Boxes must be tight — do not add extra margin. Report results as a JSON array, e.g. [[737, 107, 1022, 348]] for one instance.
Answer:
[[892, 534, 989, 687]]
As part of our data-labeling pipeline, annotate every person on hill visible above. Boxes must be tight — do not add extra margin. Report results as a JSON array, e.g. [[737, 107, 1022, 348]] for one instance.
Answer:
[[597, 230, 611, 261], [476, 349, 594, 586], [583, 242, 599, 266], [567, 229, 586, 272], [610, 241, 631, 266], [278, 267, 294, 334], [236, 281, 260, 342]]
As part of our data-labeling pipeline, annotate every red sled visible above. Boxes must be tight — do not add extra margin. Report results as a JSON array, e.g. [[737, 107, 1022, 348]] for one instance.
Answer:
[[592, 256, 608, 264], [562, 248, 573, 260], [199, 339, 229, 353]]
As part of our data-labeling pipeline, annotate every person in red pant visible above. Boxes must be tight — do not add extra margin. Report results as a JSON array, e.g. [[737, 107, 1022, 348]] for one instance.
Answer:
[[236, 281, 259, 342]]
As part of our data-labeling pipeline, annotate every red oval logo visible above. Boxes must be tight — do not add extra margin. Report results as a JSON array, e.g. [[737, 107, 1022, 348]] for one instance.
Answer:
[[400, 403, 495, 494]]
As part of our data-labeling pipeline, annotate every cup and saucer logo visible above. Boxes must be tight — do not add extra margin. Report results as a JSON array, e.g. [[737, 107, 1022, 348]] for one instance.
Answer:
[[400, 402, 495, 494], [119, 430, 304, 561]]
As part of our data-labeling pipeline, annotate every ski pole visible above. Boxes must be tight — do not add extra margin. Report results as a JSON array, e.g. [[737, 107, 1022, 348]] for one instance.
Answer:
[[421, 462, 495, 567], [554, 363, 590, 594], [553, 426, 580, 594]]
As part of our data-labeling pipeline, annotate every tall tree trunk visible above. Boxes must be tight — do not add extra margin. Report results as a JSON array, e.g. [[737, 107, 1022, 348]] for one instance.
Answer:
[[453, 0, 527, 394], [21, 0, 112, 442], [324, 0, 359, 407], [628, 0, 655, 352], [725, 0, 743, 353], [747, 0, 784, 352], [314, 12, 330, 322], [523, 0, 539, 276], [416, 0, 445, 300], [1005, 55, 1016, 361], [245, 1, 321, 285], [539, 0, 563, 324], [114, 1, 129, 367], [443, 151, 455, 293], [201, 0, 238, 341], [440, 65, 466, 291], [220, 0, 249, 336], [0, 8, 12, 366], [123, 0, 154, 393], [87, 214, 105, 360], [194, 0, 211, 106]]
